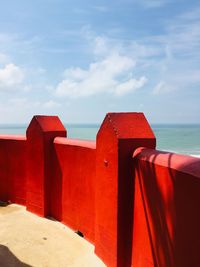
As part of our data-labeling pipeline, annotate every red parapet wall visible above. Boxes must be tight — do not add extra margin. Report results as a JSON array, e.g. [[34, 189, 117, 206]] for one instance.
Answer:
[[0, 135, 27, 205], [132, 148, 200, 267], [0, 113, 200, 267], [95, 113, 156, 267], [26, 115, 66, 217], [54, 137, 96, 243]]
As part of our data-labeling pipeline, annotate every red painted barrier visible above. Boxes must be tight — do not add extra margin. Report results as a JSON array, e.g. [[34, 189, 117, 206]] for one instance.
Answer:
[[54, 138, 96, 243], [26, 115, 66, 217], [132, 148, 200, 267], [0, 113, 199, 267], [0, 135, 27, 205], [95, 113, 156, 267]]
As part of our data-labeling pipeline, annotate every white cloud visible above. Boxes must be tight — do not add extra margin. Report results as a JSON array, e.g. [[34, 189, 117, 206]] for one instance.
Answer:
[[63, 67, 88, 81], [23, 84, 32, 92], [93, 5, 108, 12], [116, 6, 200, 95], [54, 30, 149, 98], [0, 63, 24, 90], [43, 100, 61, 108], [134, 0, 170, 8], [9, 97, 33, 106], [0, 33, 42, 60], [153, 67, 200, 95], [0, 33, 17, 45], [93, 36, 109, 56], [153, 81, 172, 94], [115, 77, 147, 95], [55, 53, 146, 98], [0, 53, 9, 64], [37, 67, 46, 74], [178, 7, 200, 22], [0, 97, 63, 123], [73, 8, 88, 14]]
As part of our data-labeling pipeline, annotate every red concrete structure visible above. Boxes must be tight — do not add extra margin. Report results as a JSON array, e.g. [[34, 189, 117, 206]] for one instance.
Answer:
[[54, 137, 96, 243], [0, 135, 26, 205], [132, 148, 200, 267], [26, 115, 66, 217], [95, 113, 156, 267], [0, 112, 200, 267]]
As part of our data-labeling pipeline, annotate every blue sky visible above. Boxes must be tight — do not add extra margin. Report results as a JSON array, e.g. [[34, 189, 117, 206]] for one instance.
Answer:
[[0, 0, 200, 124]]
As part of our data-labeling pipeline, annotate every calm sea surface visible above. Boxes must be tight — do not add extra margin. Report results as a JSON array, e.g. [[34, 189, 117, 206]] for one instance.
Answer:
[[0, 124, 199, 156]]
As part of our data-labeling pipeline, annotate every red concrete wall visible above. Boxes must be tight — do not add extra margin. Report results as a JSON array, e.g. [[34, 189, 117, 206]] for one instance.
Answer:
[[54, 137, 96, 243], [95, 113, 156, 267], [0, 135, 27, 205], [0, 113, 199, 267], [132, 147, 200, 267], [26, 115, 66, 217]]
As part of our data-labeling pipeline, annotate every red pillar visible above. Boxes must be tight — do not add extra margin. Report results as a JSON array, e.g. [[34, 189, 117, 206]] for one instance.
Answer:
[[26, 115, 66, 217], [95, 112, 156, 267]]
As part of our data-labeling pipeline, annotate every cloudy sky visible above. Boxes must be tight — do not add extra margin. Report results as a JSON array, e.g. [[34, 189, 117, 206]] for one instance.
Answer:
[[0, 0, 200, 124]]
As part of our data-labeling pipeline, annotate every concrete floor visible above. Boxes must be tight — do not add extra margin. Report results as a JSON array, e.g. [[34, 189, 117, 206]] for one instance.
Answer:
[[0, 204, 106, 267]]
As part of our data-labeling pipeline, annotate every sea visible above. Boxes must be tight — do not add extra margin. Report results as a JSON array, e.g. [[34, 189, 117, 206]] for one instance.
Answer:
[[0, 124, 199, 157]]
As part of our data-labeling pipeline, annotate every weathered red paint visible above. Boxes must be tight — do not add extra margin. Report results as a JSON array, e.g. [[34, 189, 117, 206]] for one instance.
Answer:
[[54, 137, 96, 243], [95, 113, 156, 267], [0, 135, 27, 205], [0, 113, 199, 267], [132, 148, 200, 267], [26, 115, 66, 217]]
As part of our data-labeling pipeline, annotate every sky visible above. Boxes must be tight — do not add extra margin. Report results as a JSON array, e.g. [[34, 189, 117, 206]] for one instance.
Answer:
[[0, 0, 200, 124]]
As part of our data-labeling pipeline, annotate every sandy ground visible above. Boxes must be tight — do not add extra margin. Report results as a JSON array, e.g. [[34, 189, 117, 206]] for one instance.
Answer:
[[0, 204, 106, 267]]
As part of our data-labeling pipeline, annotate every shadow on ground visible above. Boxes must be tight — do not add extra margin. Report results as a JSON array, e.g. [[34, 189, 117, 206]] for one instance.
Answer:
[[0, 201, 10, 207], [0, 245, 33, 267]]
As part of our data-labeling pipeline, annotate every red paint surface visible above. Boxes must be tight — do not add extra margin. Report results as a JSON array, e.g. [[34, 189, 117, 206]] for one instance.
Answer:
[[54, 137, 96, 243], [0, 135, 27, 205], [0, 113, 199, 267], [95, 113, 156, 267], [132, 148, 200, 267], [0, 135, 26, 140], [55, 137, 96, 149], [26, 115, 66, 217]]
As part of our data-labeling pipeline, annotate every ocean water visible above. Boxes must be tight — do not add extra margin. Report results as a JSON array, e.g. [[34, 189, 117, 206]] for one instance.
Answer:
[[0, 123, 199, 157]]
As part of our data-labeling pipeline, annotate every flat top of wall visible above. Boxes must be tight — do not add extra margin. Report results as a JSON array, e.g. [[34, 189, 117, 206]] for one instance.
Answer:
[[27, 115, 66, 133], [54, 137, 96, 149], [99, 112, 155, 139], [133, 147, 200, 178], [0, 135, 26, 141]]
